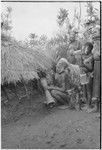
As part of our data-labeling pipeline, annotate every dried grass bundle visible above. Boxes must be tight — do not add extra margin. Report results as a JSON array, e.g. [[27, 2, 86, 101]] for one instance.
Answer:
[[1, 41, 53, 85], [68, 62, 81, 86]]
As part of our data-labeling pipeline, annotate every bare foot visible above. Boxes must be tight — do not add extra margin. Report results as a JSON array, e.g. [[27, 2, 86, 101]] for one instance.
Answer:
[[58, 105, 69, 110], [47, 102, 56, 108], [95, 113, 100, 118], [81, 105, 88, 110], [86, 107, 99, 113]]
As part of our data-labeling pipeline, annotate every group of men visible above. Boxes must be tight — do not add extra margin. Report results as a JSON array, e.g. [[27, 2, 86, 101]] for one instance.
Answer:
[[39, 25, 100, 113]]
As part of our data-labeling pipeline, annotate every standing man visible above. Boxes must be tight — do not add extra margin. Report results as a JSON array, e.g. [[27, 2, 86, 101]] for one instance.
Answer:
[[91, 25, 100, 112], [80, 42, 94, 111]]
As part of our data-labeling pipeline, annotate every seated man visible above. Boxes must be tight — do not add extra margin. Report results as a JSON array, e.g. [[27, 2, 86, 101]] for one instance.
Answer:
[[47, 58, 77, 108], [39, 58, 81, 109]]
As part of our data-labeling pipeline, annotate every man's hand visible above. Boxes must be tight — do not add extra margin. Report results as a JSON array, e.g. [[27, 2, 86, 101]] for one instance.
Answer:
[[90, 72, 94, 78], [47, 86, 51, 90], [47, 86, 64, 92], [47, 86, 54, 90], [66, 88, 74, 95]]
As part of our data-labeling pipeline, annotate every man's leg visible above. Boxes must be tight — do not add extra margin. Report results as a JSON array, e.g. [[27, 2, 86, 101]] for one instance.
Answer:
[[51, 90, 69, 105], [86, 82, 99, 113], [83, 84, 87, 102], [86, 84, 91, 107], [86, 76, 93, 108], [81, 84, 88, 110], [91, 97, 100, 112]]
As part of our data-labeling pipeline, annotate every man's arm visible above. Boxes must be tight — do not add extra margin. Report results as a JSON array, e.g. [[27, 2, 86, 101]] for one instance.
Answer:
[[47, 73, 66, 92], [47, 82, 65, 92], [83, 56, 94, 72]]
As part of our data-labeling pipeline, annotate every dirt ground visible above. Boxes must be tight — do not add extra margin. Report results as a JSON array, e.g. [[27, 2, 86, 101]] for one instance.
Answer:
[[1, 91, 101, 149]]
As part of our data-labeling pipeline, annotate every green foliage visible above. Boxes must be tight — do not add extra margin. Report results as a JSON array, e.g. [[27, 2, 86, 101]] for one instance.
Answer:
[[57, 8, 68, 26], [83, 2, 100, 43], [1, 6, 12, 32], [29, 33, 38, 47], [1, 6, 12, 45], [86, 2, 99, 19], [29, 33, 37, 39], [48, 2, 100, 64]]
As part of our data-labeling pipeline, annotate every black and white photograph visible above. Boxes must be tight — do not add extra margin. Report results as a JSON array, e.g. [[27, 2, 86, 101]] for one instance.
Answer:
[[1, 0, 101, 149]]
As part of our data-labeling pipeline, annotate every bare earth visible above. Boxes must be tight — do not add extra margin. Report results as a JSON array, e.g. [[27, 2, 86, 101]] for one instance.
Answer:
[[1, 93, 100, 149]]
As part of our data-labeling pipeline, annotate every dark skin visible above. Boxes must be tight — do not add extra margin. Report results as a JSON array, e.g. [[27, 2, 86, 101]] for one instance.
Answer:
[[47, 65, 82, 109], [47, 65, 78, 94], [81, 45, 94, 73], [47, 71, 66, 92], [80, 45, 94, 111]]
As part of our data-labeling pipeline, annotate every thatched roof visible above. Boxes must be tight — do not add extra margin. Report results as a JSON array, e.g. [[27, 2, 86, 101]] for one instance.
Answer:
[[1, 41, 53, 85]]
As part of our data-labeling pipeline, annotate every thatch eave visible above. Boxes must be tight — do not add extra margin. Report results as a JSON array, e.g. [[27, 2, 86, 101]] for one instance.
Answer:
[[1, 41, 52, 85]]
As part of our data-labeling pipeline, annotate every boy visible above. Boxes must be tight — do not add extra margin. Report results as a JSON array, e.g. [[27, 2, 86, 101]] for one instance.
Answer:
[[80, 42, 94, 111]]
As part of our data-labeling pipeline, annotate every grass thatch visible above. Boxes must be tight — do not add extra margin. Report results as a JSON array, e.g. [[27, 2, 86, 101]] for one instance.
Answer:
[[46, 43, 69, 64], [67, 62, 81, 86], [1, 40, 53, 85]]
